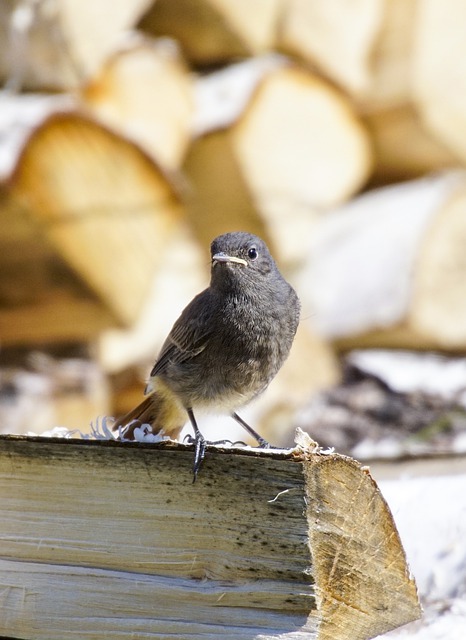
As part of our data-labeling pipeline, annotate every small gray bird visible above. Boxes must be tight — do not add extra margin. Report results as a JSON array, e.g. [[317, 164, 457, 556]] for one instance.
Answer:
[[113, 231, 300, 479]]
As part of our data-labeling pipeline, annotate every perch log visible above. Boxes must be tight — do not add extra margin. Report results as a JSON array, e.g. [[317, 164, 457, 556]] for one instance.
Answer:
[[0, 433, 420, 639]]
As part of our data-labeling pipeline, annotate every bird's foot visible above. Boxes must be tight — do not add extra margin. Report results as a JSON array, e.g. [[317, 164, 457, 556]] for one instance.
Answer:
[[257, 437, 271, 449], [231, 412, 273, 449], [184, 432, 206, 483], [192, 432, 206, 483]]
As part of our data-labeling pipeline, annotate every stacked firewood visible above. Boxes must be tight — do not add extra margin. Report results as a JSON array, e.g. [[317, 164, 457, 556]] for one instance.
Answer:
[[1, 0, 465, 437]]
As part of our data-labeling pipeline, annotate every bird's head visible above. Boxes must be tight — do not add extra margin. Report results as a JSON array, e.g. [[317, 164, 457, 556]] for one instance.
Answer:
[[210, 232, 277, 291]]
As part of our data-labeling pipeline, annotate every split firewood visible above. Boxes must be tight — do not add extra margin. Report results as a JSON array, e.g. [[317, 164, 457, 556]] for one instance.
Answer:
[[364, 106, 457, 184], [297, 171, 466, 351], [278, 0, 415, 113], [0, 95, 114, 344], [0, 432, 420, 639], [412, 0, 466, 164], [278, 0, 460, 183], [277, 0, 384, 98], [0, 0, 152, 90], [185, 56, 372, 268], [9, 112, 184, 326], [81, 36, 194, 170], [0, 94, 184, 344], [138, 0, 282, 66]]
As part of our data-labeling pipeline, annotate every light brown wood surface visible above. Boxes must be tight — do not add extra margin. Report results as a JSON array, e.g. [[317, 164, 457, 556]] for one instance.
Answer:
[[138, 0, 281, 66], [299, 172, 466, 351], [8, 112, 183, 327], [0, 0, 152, 90], [82, 38, 194, 170], [0, 433, 420, 639], [187, 58, 372, 268]]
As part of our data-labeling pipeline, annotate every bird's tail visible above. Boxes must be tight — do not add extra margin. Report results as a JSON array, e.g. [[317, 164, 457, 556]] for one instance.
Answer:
[[112, 380, 186, 441]]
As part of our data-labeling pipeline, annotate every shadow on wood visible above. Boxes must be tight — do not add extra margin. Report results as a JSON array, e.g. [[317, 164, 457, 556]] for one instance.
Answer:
[[0, 433, 420, 639]]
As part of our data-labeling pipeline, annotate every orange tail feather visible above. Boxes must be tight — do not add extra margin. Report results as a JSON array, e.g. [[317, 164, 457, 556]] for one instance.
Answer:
[[112, 383, 186, 441]]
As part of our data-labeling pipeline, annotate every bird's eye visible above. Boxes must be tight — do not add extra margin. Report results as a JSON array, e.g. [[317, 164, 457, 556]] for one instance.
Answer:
[[248, 246, 258, 261]]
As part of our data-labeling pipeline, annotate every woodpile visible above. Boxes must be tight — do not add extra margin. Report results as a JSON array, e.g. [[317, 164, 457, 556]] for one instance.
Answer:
[[0, 1, 465, 443]]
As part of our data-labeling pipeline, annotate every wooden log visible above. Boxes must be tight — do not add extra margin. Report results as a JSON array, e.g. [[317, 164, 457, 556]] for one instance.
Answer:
[[0, 0, 152, 90], [413, 0, 466, 164], [82, 36, 194, 170], [298, 172, 466, 351], [277, 0, 462, 183], [277, 0, 384, 97], [364, 106, 457, 184], [138, 0, 282, 66], [186, 57, 372, 268], [0, 432, 420, 639], [0, 174, 115, 344], [278, 0, 416, 113], [6, 109, 184, 327]]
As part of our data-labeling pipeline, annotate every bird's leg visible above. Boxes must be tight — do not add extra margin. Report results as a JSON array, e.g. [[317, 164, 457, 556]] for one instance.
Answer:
[[232, 412, 270, 448], [187, 408, 206, 483]]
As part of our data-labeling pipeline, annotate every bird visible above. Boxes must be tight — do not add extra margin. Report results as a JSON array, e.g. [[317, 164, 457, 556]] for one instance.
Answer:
[[112, 231, 300, 480]]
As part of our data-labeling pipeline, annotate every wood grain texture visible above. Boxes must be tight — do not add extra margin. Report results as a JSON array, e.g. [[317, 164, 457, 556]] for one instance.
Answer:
[[0, 435, 420, 639]]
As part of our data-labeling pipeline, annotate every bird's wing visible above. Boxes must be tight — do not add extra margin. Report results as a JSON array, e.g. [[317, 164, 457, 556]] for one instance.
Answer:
[[149, 290, 214, 380]]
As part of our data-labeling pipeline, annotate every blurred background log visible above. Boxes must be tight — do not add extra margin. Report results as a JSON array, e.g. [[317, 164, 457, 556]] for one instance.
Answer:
[[298, 172, 466, 351], [412, 0, 466, 165], [81, 36, 194, 170], [7, 107, 183, 328], [0, 0, 152, 90], [138, 0, 282, 66], [186, 56, 372, 268]]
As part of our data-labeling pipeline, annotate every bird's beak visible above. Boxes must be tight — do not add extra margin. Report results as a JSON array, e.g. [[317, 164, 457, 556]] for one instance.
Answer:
[[212, 253, 247, 267]]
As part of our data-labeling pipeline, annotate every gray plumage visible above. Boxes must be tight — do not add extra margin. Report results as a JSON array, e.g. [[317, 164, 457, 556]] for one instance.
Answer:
[[113, 231, 300, 479]]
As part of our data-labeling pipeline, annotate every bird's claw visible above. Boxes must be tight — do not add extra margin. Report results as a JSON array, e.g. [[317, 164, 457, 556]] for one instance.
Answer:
[[184, 430, 270, 482], [208, 438, 248, 446], [192, 432, 206, 483], [257, 437, 271, 449]]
